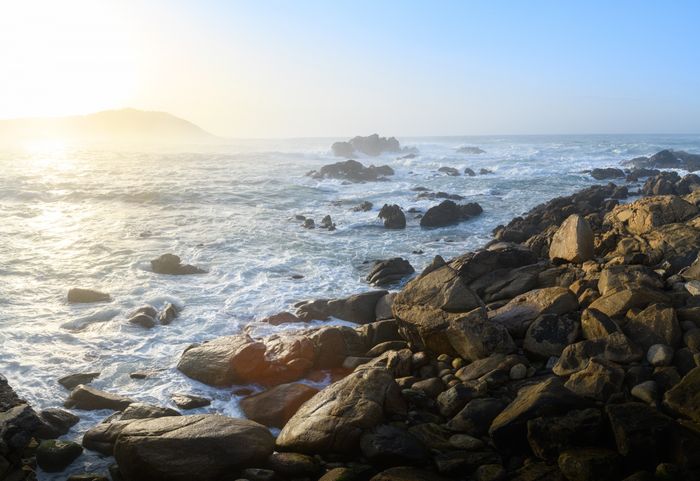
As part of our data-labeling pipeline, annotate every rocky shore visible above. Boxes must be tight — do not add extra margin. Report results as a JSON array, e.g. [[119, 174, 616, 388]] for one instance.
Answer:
[[4, 156, 700, 481]]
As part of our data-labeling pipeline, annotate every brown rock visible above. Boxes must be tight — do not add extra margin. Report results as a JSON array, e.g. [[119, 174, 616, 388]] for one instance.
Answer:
[[240, 383, 319, 429], [549, 214, 594, 263]]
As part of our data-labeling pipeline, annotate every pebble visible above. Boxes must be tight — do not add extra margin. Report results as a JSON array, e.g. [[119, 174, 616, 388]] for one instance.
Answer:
[[631, 380, 658, 404], [509, 363, 527, 380], [647, 344, 674, 366]]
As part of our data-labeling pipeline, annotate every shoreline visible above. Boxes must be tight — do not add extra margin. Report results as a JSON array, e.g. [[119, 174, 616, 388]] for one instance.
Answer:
[[3, 150, 700, 481]]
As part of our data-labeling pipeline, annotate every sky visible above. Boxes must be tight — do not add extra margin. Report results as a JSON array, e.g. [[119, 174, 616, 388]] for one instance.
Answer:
[[1, 0, 699, 137]]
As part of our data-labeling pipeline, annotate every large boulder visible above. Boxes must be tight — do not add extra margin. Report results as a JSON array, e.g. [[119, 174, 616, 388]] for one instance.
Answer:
[[392, 264, 483, 354], [150, 253, 206, 275], [597, 266, 663, 296], [447, 308, 516, 361], [296, 290, 388, 323], [276, 367, 405, 454], [489, 378, 587, 452], [240, 383, 319, 429], [177, 335, 267, 386], [605, 195, 698, 235], [587, 288, 669, 319], [378, 204, 406, 229], [663, 366, 700, 423], [367, 258, 414, 286], [310, 159, 395, 182], [67, 288, 111, 303], [548, 214, 594, 263], [488, 287, 579, 337], [563, 358, 624, 401], [419, 200, 483, 228], [114, 415, 274, 481]]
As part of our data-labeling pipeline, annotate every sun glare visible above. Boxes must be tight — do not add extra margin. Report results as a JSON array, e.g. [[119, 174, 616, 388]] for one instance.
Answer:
[[0, 0, 137, 120]]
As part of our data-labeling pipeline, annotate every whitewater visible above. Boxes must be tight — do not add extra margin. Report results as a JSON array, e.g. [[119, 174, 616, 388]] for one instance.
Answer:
[[1, 134, 699, 478]]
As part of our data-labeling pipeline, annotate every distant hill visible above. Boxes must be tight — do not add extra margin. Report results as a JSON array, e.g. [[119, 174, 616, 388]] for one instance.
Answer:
[[0, 108, 220, 146]]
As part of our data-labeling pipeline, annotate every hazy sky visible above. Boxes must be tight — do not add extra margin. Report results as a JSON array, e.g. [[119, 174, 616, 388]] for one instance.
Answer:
[[1, 0, 699, 137]]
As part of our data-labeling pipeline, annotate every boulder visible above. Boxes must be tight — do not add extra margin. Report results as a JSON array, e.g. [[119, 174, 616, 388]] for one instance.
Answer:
[[128, 313, 156, 328], [489, 377, 587, 452], [276, 367, 405, 454], [114, 415, 275, 481], [447, 397, 507, 436], [590, 168, 625, 180], [36, 439, 83, 472], [526, 408, 603, 460], [606, 402, 675, 470], [597, 266, 664, 296], [420, 200, 483, 228], [0, 376, 43, 480], [447, 308, 516, 361], [58, 372, 100, 390], [563, 358, 625, 401], [623, 304, 681, 350], [587, 288, 669, 319], [266, 452, 319, 478], [67, 288, 110, 303], [296, 290, 388, 323], [488, 287, 579, 337], [393, 265, 483, 354], [64, 385, 133, 411], [605, 195, 698, 235], [176, 335, 267, 386], [240, 383, 319, 429], [553, 333, 643, 376], [548, 214, 594, 263], [311, 159, 395, 181], [360, 424, 430, 467], [523, 314, 580, 358], [438, 166, 460, 176], [367, 258, 415, 286], [331, 134, 402, 157], [580, 309, 620, 340], [158, 302, 178, 325], [663, 366, 700, 423], [150, 253, 206, 275], [36, 408, 80, 438], [457, 146, 486, 154], [170, 393, 210, 410], [378, 204, 406, 229]]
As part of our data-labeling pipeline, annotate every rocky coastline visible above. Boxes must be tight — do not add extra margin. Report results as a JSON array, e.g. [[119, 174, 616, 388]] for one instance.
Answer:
[[4, 152, 700, 481]]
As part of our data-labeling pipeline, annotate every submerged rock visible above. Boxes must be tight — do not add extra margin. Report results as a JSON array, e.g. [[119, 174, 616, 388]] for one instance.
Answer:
[[240, 383, 319, 429], [67, 288, 110, 303], [420, 200, 483, 228], [309, 159, 395, 182], [150, 253, 206, 275], [457, 146, 486, 154], [590, 167, 625, 180]]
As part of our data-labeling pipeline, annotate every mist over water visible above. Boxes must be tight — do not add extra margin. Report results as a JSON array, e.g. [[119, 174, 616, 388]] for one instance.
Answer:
[[2, 134, 700, 478]]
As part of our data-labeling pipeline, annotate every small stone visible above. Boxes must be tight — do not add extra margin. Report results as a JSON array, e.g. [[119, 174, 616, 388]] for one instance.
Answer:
[[631, 380, 658, 405], [510, 363, 527, 380], [647, 344, 674, 366]]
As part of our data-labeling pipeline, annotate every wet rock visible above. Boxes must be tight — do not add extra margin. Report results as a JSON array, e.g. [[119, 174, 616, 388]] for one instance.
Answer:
[[276, 367, 405, 453], [83, 421, 133, 455], [588, 288, 669, 319], [36, 408, 80, 438], [378, 204, 406, 229], [158, 302, 178, 325], [590, 168, 625, 180], [64, 385, 133, 411], [438, 166, 460, 176], [310, 158, 395, 181], [150, 253, 206, 275], [489, 377, 588, 452], [240, 383, 319, 429], [563, 358, 625, 402], [416, 191, 466, 201], [622, 149, 700, 171], [331, 134, 402, 157], [479, 168, 493, 175], [557, 448, 621, 481], [457, 146, 486, 154], [320, 214, 336, 230], [303, 218, 315, 229], [67, 288, 111, 303], [58, 372, 100, 390], [393, 264, 483, 354], [261, 311, 302, 326], [296, 290, 388, 323], [36, 439, 83, 472], [420, 200, 483, 228], [170, 393, 210, 410], [367, 258, 415, 286], [523, 314, 580, 358], [447, 308, 516, 361], [548, 214, 594, 263], [663, 366, 700, 423], [606, 402, 675, 470], [360, 424, 430, 467], [526, 408, 602, 460], [352, 201, 373, 212], [464, 167, 476, 176], [128, 313, 156, 328], [114, 415, 275, 481], [488, 287, 579, 337], [177, 335, 267, 386]]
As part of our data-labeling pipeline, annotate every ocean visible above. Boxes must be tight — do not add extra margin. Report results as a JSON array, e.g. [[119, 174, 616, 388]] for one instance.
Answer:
[[1, 134, 699, 478]]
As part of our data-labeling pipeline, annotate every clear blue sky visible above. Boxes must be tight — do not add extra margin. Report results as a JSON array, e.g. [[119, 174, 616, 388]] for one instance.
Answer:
[[3, 0, 700, 136]]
